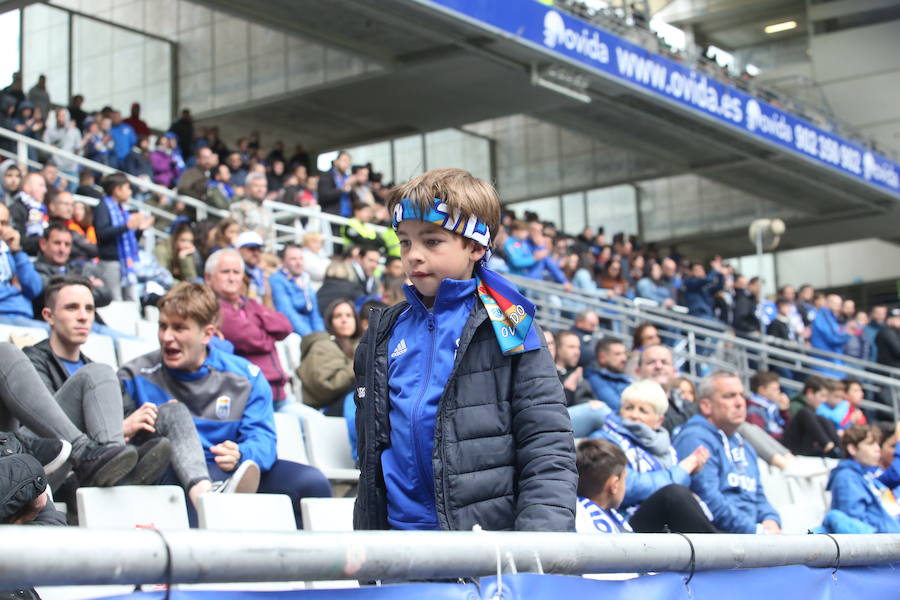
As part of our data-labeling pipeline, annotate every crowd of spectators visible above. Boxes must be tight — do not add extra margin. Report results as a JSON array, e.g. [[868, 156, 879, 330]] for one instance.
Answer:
[[0, 76, 899, 560]]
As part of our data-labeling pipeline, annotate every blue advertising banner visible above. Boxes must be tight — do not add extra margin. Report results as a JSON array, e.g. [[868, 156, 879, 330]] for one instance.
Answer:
[[420, 0, 900, 198], [90, 564, 900, 600]]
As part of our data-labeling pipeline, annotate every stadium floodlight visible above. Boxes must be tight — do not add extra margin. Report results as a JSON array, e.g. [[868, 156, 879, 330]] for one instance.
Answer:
[[764, 20, 797, 34]]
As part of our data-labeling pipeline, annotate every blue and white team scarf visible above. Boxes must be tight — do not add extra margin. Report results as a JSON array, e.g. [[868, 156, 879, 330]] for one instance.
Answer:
[[102, 196, 140, 286], [392, 197, 540, 356]]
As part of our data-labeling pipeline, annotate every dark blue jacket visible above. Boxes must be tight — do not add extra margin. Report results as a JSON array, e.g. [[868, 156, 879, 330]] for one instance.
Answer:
[[682, 270, 724, 319], [673, 415, 779, 533], [0, 249, 42, 318], [583, 367, 631, 412], [353, 280, 577, 532], [269, 270, 324, 336], [591, 416, 689, 509], [827, 459, 900, 534]]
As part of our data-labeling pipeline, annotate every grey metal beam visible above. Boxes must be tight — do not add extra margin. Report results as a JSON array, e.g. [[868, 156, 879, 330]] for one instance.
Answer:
[[3, 527, 900, 586]]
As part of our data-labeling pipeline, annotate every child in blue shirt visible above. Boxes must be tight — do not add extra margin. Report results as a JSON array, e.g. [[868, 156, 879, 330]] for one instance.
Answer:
[[575, 439, 632, 534], [352, 168, 576, 532]]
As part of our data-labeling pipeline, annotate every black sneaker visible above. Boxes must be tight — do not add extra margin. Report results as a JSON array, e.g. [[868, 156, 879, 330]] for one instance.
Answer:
[[74, 443, 138, 487], [17, 437, 72, 476], [121, 437, 172, 485]]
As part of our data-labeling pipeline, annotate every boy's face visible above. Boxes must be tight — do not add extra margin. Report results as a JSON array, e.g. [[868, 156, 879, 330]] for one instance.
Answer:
[[396, 220, 484, 300], [845, 383, 864, 407], [511, 227, 528, 240], [806, 388, 828, 409], [827, 389, 843, 408], [881, 435, 897, 469], [850, 435, 881, 468], [759, 380, 781, 403], [158, 311, 215, 372]]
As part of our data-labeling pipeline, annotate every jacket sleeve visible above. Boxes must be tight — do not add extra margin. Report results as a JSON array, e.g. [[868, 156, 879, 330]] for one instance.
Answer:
[[92, 200, 128, 242], [813, 313, 850, 347], [12, 252, 43, 300], [622, 464, 691, 508], [542, 256, 569, 284], [22, 346, 55, 393], [310, 290, 325, 333], [511, 325, 578, 531], [270, 274, 306, 335], [254, 301, 292, 341], [234, 367, 277, 471]]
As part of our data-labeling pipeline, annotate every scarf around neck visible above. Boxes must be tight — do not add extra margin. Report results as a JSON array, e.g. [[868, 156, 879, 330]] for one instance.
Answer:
[[619, 418, 674, 468]]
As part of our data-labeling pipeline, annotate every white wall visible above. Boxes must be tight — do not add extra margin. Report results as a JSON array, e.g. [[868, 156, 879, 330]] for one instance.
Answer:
[[733, 238, 900, 291]]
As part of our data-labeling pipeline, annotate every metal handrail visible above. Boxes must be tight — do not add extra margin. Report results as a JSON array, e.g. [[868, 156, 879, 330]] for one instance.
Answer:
[[512, 274, 900, 418], [3, 527, 899, 586]]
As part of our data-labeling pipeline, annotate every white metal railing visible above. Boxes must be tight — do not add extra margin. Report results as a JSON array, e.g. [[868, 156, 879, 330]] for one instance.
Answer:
[[510, 274, 900, 419], [0, 125, 376, 256], [2, 527, 899, 586]]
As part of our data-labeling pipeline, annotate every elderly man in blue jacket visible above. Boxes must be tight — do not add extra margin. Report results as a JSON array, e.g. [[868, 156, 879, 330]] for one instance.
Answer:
[[0, 202, 43, 327], [673, 371, 782, 534], [810, 293, 850, 379]]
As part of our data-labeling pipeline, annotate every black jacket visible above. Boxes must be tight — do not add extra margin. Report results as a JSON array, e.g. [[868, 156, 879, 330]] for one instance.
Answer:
[[317, 168, 344, 216], [23, 338, 93, 394], [876, 327, 900, 369], [0, 432, 65, 527], [732, 289, 759, 337], [353, 301, 577, 532]]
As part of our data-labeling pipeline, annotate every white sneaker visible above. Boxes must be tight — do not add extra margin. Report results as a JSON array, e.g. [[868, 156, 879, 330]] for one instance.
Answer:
[[210, 460, 260, 494]]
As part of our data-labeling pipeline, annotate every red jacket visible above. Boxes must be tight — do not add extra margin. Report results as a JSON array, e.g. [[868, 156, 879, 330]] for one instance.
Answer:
[[218, 296, 292, 402]]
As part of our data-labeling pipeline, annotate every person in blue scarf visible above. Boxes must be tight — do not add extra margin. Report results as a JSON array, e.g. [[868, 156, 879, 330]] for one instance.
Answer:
[[93, 173, 154, 301], [353, 168, 577, 532]]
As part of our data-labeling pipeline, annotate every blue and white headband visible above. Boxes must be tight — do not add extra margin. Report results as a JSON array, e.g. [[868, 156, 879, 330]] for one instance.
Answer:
[[391, 197, 492, 249]]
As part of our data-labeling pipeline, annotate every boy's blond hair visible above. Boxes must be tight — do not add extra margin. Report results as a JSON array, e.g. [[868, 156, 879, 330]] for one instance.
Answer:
[[388, 168, 501, 246], [157, 282, 220, 327]]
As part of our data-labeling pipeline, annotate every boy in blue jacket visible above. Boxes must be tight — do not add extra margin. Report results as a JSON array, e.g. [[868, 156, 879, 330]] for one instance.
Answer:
[[353, 168, 577, 532], [269, 243, 324, 336], [825, 424, 900, 533], [673, 371, 782, 534], [120, 282, 331, 527]]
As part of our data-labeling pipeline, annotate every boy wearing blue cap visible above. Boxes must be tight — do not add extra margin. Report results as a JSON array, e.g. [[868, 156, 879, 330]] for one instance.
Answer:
[[352, 168, 577, 532]]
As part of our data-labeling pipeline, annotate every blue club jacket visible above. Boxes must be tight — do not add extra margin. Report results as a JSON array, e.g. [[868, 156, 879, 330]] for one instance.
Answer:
[[119, 345, 277, 471], [827, 459, 900, 534], [682, 270, 723, 319], [381, 279, 475, 530], [673, 415, 779, 533], [583, 367, 632, 413], [591, 416, 690, 509], [269, 270, 325, 336]]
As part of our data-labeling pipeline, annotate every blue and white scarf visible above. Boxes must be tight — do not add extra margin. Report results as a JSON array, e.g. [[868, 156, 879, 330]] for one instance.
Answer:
[[102, 196, 140, 286], [280, 267, 313, 312], [333, 168, 351, 217], [17, 191, 46, 237], [392, 197, 540, 356]]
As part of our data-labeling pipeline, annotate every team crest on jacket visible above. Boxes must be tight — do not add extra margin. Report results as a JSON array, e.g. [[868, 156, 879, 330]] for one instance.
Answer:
[[215, 395, 231, 419]]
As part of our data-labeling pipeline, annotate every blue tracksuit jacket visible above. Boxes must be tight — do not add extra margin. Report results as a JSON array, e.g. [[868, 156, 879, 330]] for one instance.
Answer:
[[827, 459, 900, 533], [381, 278, 474, 530], [673, 415, 779, 533], [810, 307, 850, 378], [119, 345, 277, 471], [269, 270, 325, 336]]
